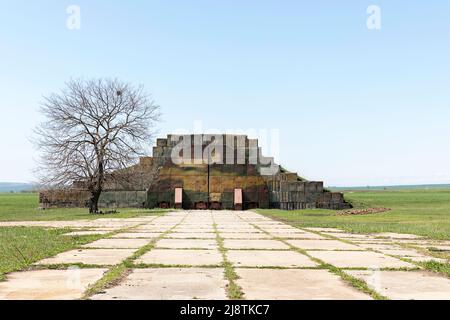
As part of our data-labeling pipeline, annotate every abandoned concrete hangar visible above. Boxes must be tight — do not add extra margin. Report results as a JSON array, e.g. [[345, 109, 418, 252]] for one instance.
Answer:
[[39, 134, 350, 210]]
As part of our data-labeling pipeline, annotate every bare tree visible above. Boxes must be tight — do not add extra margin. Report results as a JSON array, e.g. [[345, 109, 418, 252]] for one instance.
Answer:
[[35, 78, 160, 213]]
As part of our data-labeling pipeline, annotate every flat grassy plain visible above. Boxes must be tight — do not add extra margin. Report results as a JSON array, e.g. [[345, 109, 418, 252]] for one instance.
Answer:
[[2, 191, 450, 239], [0, 193, 169, 221], [257, 189, 450, 240]]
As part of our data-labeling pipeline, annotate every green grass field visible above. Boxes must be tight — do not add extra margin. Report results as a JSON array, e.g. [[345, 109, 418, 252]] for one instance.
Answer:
[[2, 190, 450, 240], [0, 227, 102, 280], [0, 193, 169, 221], [257, 189, 450, 240]]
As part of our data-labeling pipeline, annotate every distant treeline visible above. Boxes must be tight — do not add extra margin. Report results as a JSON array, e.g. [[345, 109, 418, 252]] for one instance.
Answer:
[[0, 182, 38, 193], [330, 184, 450, 192]]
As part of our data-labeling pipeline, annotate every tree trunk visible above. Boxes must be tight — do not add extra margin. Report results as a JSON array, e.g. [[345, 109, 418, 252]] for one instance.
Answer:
[[89, 189, 101, 214], [89, 159, 104, 214]]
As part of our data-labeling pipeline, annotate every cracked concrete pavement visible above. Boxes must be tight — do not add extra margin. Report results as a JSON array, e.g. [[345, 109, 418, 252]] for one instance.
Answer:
[[1, 210, 450, 300]]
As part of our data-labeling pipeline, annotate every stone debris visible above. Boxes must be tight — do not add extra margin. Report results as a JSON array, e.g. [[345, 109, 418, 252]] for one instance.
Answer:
[[336, 208, 390, 215]]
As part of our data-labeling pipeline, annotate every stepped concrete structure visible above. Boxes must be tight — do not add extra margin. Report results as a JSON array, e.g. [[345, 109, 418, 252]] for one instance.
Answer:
[[39, 134, 350, 210]]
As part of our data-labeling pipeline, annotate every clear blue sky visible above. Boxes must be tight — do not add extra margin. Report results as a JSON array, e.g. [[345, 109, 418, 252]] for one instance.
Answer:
[[1, 1, 449, 186]]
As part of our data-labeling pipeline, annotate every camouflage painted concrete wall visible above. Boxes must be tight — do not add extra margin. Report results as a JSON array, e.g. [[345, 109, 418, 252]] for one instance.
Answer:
[[39, 133, 349, 210], [147, 164, 269, 209]]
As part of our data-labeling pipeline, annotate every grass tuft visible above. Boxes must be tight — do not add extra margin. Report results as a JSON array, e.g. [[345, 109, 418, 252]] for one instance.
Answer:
[[82, 264, 130, 299], [420, 260, 450, 278], [213, 223, 244, 300], [324, 264, 389, 300]]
